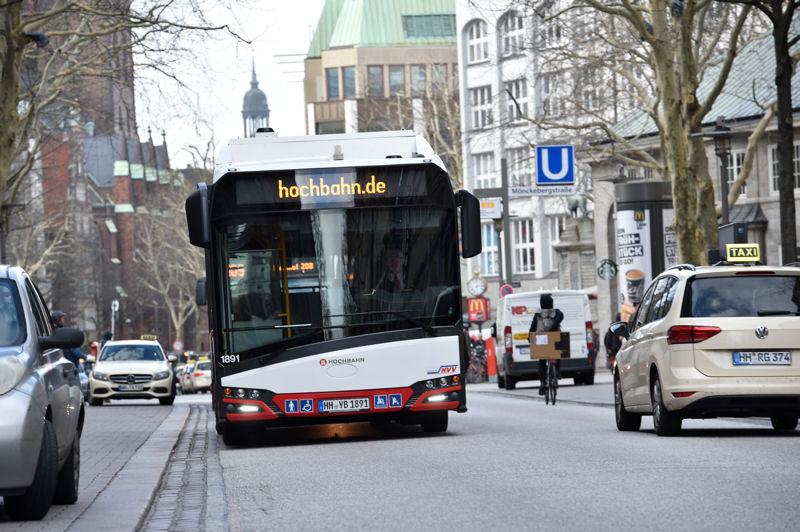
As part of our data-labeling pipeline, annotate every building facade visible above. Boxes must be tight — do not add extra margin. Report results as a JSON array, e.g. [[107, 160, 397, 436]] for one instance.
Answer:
[[304, 0, 458, 136]]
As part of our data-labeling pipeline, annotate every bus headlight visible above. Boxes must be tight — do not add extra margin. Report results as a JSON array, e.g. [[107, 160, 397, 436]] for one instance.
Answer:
[[439, 377, 448, 387], [235, 388, 246, 398], [425, 380, 435, 389], [426, 394, 448, 403], [248, 389, 260, 399], [238, 404, 261, 413]]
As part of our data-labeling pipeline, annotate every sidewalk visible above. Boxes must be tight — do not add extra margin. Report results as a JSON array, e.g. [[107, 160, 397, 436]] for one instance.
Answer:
[[0, 403, 189, 532], [468, 370, 615, 407]]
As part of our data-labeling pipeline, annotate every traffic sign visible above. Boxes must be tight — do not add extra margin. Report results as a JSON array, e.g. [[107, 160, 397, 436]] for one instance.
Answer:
[[536, 145, 575, 186], [499, 284, 514, 298], [173, 340, 184, 352]]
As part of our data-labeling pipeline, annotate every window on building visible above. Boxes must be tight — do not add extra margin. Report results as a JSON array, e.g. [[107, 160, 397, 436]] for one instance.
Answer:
[[480, 222, 499, 276], [473, 152, 496, 189], [466, 19, 489, 63], [725, 150, 747, 196], [367, 65, 384, 98], [470, 86, 493, 129], [500, 11, 524, 57], [342, 66, 356, 98], [512, 218, 535, 274], [504, 78, 528, 121], [75, 181, 86, 202], [326, 68, 339, 100], [769, 143, 800, 193], [548, 216, 565, 272], [431, 64, 448, 91], [452, 63, 459, 92], [411, 64, 427, 97], [389, 65, 405, 96], [506, 146, 532, 187], [402, 14, 456, 38]]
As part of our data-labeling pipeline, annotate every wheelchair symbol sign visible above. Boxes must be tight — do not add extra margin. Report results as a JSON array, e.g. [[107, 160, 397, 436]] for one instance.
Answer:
[[536, 145, 575, 186]]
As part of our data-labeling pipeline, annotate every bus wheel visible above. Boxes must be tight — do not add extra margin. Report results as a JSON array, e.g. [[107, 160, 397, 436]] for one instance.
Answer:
[[222, 424, 249, 447], [420, 412, 448, 433]]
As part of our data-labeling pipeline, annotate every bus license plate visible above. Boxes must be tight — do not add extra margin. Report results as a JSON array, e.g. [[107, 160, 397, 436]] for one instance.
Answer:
[[733, 351, 791, 366], [319, 398, 370, 413], [118, 384, 144, 391]]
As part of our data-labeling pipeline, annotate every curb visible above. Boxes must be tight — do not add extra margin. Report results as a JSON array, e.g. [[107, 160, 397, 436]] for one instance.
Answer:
[[67, 406, 190, 532]]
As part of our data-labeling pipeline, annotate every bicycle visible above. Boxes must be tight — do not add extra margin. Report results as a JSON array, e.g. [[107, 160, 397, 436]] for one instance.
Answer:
[[543, 357, 558, 405]]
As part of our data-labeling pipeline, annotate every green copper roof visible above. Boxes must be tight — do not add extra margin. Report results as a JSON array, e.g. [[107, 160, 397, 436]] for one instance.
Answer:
[[309, 0, 455, 56], [308, 0, 346, 58]]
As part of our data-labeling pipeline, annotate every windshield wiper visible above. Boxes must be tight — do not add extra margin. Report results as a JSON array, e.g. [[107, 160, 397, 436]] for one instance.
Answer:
[[360, 310, 436, 337], [756, 310, 800, 316]]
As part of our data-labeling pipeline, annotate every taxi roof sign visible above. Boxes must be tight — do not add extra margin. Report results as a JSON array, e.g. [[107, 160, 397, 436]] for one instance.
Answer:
[[140, 334, 158, 341], [725, 243, 761, 263]]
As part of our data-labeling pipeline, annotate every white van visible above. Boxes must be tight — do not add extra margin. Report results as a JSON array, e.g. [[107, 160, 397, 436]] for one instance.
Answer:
[[494, 290, 596, 389]]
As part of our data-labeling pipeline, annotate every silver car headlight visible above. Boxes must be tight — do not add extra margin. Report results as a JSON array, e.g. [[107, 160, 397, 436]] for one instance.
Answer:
[[92, 371, 109, 381], [0, 356, 26, 396], [153, 370, 170, 381]]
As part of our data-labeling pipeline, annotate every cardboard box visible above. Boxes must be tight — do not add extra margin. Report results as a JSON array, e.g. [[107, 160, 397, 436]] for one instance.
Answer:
[[528, 331, 571, 360]]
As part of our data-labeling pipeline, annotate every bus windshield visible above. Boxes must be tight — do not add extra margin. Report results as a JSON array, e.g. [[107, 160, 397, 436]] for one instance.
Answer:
[[220, 205, 460, 354]]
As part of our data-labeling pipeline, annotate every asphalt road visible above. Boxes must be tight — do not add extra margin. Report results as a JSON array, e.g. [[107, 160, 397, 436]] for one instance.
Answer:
[[219, 386, 800, 532]]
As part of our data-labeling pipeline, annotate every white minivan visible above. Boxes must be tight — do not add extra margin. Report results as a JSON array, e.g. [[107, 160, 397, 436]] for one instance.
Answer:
[[494, 290, 596, 389]]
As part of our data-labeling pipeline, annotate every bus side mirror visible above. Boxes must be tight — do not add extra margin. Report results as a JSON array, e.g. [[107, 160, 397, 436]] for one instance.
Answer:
[[196, 277, 207, 307], [186, 183, 210, 248], [456, 190, 481, 258]]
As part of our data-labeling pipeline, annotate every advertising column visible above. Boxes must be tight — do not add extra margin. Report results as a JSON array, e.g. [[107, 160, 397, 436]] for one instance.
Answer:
[[614, 181, 673, 321], [616, 209, 652, 319]]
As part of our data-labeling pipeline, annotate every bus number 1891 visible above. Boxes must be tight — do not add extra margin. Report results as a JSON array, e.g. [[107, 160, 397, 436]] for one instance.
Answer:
[[221, 354, 240, 364]]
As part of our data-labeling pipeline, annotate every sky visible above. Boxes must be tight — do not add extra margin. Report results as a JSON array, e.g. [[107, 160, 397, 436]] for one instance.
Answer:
[[135, 0, 327, 169]]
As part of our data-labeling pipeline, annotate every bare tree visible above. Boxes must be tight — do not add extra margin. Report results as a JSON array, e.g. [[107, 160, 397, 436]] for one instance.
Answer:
[[481, 1, 772, 264], [0, 0, 244, 261], [134, 179, 204, 345]]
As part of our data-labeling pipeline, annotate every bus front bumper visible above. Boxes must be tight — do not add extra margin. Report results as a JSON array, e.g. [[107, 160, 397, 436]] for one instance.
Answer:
[[220, 383, 466, 425]]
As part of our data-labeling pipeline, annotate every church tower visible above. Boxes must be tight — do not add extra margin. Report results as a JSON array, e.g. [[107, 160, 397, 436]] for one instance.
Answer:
[[242, 61, 270, 137]]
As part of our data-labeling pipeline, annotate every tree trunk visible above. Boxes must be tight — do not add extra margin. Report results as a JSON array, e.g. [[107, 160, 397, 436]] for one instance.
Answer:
[[773, 8, 798, 264], [0, 5, 23, 263]]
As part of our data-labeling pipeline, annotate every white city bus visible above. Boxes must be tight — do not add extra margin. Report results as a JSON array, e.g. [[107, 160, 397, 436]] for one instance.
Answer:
[[186, 130, 481, 445]]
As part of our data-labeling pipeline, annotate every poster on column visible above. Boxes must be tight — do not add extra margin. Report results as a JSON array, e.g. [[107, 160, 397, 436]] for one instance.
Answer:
[[616, 209, 652, 321], [663, 209, 677, 270]]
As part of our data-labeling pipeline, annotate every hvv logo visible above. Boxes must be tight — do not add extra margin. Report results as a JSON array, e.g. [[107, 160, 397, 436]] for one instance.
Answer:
[[536, 145, 575, 186]]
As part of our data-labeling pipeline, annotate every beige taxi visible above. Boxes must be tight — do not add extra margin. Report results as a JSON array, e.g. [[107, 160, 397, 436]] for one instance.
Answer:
[[611, 264, 800, 436]]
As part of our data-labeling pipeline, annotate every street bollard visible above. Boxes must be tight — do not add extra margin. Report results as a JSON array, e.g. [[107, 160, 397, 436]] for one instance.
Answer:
[[486, 337, 497, 383]]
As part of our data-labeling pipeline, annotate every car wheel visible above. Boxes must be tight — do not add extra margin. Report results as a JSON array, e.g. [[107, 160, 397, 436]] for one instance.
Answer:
[[615, 375, 641, 431], [770, 416, 798, 431], [53, 431, 80, 504], [159, 394, 176, 406], [222, 424, 249, 447], [504, 375, 517, 390], [651, 375, 682, 436], [420, 411, 448, 433], [583, 372, 595, 385], [497, 371, 506, 389], [4, 419, 59, 520], [89, 397, 103, 407]]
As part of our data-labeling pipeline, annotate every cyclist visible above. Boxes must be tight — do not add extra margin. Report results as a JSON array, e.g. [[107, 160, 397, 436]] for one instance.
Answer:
[[528, 293, 564, 396]]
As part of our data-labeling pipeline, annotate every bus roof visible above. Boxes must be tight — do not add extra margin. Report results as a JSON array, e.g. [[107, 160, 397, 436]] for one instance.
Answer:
[[213, 130, 446, 182]]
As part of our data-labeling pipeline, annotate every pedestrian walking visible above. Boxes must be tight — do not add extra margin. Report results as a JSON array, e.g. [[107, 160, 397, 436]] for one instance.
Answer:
[[51, 310, 85, 367], [604, 312, 623, 371]]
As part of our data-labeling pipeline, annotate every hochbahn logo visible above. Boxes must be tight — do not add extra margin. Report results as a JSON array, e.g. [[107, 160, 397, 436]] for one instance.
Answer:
[[319, 357, 366, 366], [278, 175, 386, 199]]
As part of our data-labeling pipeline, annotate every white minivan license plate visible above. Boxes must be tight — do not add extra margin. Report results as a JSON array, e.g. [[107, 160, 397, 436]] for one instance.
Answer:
[[118, 384, 144, 391], [733, 351, 792, 366], [319, 398, 369, 413]]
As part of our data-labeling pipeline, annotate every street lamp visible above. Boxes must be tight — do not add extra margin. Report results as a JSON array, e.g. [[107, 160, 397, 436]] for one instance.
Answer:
[[693, 117, 732, 225]]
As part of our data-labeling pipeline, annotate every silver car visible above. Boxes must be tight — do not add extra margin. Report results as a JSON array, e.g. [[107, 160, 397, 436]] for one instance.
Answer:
[[0, 266, 85, 520]]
